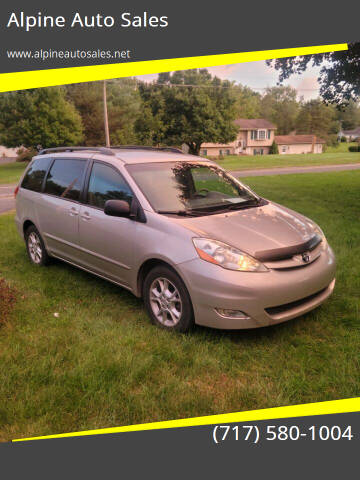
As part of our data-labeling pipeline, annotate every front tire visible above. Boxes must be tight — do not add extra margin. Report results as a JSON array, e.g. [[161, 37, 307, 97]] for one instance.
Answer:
[[143, 266, 194, 332], [25, 225, 50, 266]]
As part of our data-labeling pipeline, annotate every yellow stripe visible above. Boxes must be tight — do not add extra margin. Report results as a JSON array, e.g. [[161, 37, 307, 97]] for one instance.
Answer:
[[13, 397, 360, 441], [0, 44, 347, 93]]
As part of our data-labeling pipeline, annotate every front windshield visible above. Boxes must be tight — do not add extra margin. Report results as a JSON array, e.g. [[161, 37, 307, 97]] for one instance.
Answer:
[[126, 161, 259, 213]]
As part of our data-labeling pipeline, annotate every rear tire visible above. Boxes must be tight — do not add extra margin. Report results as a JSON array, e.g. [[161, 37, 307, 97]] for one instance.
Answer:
[[143, 266, 194, 332], [25, 225, 50, 266]]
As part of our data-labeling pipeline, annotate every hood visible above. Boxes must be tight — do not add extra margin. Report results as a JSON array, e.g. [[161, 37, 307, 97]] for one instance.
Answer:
[[175, 202, 317, 259]]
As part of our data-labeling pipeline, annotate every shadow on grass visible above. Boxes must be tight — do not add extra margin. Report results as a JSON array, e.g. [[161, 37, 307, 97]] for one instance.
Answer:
[[26, 254, 323, 346]]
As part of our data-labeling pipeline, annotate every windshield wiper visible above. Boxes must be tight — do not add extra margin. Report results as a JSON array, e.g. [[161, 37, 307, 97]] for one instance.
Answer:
[[191, 198, 261, 214], [157, 209, 200, 217], [222, 198, 261, 210], [157, 198, 262, 217]]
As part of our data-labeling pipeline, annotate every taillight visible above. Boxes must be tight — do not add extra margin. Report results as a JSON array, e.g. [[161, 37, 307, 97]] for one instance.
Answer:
[[14, 186, 19, 198]]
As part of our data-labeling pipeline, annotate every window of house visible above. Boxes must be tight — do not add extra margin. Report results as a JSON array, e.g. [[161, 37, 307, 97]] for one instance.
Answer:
[[44, 158, 87, 201], [201, 149, 207, 156], [219, 149, 223, 156], [267, 130, 271, 139], [87, 162, 133, 210], [21, 157, 52, 192], [225, 149, 230, 155], [254, 149, 264, 155], [251, 130, 257, 140], [282, 146, 287, 153], [258, 130, 266, 140]]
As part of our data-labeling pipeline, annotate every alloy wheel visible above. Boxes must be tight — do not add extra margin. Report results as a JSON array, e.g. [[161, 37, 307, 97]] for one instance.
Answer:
[[149, 277, 182, 327], [28, 232, 42, 264]]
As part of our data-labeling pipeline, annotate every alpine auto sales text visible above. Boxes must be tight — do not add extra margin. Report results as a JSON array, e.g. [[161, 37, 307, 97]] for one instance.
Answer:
[[6, 11, 169, 32]]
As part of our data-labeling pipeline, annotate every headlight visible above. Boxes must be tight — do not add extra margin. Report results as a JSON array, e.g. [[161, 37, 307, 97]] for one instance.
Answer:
[[192, 238, 268, 272]]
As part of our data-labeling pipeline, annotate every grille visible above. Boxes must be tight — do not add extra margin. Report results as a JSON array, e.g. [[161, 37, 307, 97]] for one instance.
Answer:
[[265, 287, 328, 316]]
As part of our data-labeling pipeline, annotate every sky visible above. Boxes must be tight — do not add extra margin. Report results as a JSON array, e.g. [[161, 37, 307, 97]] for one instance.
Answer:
[[137, 60, 322, 101]]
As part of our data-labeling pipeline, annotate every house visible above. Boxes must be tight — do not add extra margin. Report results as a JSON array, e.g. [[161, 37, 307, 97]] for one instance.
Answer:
[[0, 145, 18, 161], [338, 127, 360, 142], [275, 135, 325, 154], [200, 119, 276, 156]]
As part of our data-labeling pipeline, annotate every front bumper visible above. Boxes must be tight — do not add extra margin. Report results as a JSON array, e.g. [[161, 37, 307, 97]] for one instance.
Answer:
[[179, 245, 336, 329]]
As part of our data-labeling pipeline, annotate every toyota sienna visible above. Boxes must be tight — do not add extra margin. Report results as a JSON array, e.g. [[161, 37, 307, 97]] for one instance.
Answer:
[[15, 146, 336, 332]]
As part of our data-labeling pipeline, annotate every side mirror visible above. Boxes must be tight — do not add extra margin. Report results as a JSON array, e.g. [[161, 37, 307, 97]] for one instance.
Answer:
[[104, 199, 130, 218]]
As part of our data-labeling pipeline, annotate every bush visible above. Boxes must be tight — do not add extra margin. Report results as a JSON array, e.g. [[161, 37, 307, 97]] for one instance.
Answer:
[[348, 145, 360, 152], [269, 141, 279, 155], [340, 136, 347, 142], [16, 147, 37, 162]]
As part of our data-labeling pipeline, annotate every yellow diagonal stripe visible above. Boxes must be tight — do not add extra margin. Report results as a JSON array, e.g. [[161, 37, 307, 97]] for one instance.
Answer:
[[13, 397, 360, 442], [0, 44, 347, 93]]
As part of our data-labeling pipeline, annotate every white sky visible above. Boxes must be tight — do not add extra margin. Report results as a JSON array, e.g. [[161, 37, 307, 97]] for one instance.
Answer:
[[137, 60, 322, 101]]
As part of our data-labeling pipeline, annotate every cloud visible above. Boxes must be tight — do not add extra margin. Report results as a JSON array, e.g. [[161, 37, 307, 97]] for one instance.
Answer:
[[136, 60, 322, 100]]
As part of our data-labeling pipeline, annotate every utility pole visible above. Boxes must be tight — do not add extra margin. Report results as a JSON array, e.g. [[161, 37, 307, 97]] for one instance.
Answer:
[[103, 80, 110, 147]]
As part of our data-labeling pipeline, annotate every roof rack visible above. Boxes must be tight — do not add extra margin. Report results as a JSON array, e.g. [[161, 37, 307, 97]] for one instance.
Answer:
[[109, 145, 184, 154], [38, 147, 115, 156]]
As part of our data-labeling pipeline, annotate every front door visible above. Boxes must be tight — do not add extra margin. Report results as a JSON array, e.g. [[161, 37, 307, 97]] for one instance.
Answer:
[[78, 161, 136, 287]]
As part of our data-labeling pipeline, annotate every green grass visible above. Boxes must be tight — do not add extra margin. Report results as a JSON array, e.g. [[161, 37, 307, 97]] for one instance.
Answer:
[[326, 142, 358, 153], [0, 171, 359, 441], [0, 162, 27, 185], [219, 151, 360, 171]]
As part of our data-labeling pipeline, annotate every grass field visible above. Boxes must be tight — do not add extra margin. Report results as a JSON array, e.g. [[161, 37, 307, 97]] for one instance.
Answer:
[[219, 151, 360, 171], [0, 162, 28, 185], [0, 171, 359, 441], [326, 142, 358, 153]]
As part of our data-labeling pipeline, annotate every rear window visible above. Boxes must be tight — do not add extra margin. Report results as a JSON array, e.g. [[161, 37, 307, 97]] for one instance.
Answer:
[[44, 158, 87, 201], [21, 157, 52, 192]]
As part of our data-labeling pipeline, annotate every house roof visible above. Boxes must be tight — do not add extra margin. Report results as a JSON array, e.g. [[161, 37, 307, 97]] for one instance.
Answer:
[[275, 135, 326, 145], [235, 118, 276, 129], [342, 127, 360, 136]]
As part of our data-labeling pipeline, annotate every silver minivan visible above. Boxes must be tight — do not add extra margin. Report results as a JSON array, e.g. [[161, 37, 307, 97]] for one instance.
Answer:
[[15, 146, 336, 332]]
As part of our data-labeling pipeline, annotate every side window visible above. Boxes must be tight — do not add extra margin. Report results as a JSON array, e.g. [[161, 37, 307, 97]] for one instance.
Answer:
[[21, 157, 52, 192], [44, 159, 87, 201], [87, 162, 133, 210]]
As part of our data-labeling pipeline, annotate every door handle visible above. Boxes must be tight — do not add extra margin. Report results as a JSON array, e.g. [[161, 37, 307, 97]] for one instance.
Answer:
[[69, 207, 79, 216], [81, 212, 91, 221]]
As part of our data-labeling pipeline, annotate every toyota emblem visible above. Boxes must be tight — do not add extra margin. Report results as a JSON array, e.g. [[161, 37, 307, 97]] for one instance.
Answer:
[[302, 252, 310, 263]]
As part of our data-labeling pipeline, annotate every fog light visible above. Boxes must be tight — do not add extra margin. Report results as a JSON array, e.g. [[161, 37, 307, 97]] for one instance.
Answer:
[[215, 308, 250, 320]]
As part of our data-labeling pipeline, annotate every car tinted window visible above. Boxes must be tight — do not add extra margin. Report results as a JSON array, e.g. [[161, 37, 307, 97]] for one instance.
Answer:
[[87, 162, 133, 209], [44, 159, 87, 201], [21, 157, 52, 192]]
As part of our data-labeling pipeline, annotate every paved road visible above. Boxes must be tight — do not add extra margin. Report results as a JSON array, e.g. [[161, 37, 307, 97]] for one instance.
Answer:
[[1, 162, 360, 214], [231, 162, 360, 177], [0, 184, 16, 214], [0, 158, 16, 165]]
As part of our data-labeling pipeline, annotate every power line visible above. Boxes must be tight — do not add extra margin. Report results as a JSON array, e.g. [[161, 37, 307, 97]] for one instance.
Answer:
[[105, 78, 320, 92], [133, 80, 319, 92]]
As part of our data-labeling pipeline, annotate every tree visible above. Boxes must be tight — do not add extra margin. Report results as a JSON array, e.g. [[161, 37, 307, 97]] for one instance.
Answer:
[[0, 87, 83, 148], [136, 69, 238, 155], [336, 100, 360, 130], [269, 140, 279, 154], [295, 99, 340, 144], [66, 78, 141, 146], [260, 86, 299, 134], [266, 42, 360, 104], [232, 85, 262, 118]]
